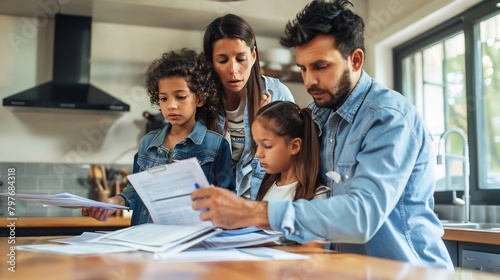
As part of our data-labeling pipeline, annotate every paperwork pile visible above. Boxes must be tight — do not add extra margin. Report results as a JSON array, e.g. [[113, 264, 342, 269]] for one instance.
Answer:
[[13, 158, 302, 261], [89, 223, 221, 254]]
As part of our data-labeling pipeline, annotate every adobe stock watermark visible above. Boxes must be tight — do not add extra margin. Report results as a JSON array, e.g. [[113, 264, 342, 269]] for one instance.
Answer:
[[7, 0, 71, 54], [209, 0, 242, 16], [5, 168, 17, 273], [363, 0, 436, 41], [52, 85, 148, 176]]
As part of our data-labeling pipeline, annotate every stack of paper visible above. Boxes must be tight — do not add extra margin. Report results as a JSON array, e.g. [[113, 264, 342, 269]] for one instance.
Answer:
[[15, 243, 137, 255], [200, 231, 283, 249], [88, 223, 222, 254], [0, 192, 128, 210]]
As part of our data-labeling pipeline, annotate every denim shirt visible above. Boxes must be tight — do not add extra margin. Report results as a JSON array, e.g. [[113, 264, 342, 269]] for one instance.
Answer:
[[267, 71, 453, 269], [216, 75, 294, 199], [119, 121, 234, 225]]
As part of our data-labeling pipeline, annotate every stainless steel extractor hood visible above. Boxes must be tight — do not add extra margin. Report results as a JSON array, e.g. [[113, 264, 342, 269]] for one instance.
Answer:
[[3, 14, 130, 112]]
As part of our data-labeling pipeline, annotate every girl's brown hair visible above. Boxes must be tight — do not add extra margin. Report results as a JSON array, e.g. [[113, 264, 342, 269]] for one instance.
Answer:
[[253, 101, 322, 201], [203, 14, 263, 139], [146, 49, 220, 131]]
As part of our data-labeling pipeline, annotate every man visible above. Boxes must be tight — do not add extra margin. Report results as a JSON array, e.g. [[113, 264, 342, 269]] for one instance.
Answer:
[[192, 0, 453, 269]]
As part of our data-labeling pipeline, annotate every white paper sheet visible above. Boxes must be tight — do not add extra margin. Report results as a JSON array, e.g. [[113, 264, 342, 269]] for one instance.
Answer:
[[201, 232, 283, 249], [126, 158, 212, 226], [16, 243, 137, 255], [0, 192, 128, 210], [155, 247, 309, 262], [49, 232, 105, 244]]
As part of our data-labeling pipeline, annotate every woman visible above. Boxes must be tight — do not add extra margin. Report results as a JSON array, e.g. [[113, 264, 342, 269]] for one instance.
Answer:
[[203, 14, 294, 200]]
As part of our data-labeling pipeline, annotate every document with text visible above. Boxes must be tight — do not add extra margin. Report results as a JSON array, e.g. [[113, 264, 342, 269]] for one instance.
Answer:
[[126, 157, 212, 227]]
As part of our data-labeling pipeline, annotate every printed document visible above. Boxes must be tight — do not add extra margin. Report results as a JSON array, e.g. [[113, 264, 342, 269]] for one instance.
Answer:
[[126, 157, 212, 227]]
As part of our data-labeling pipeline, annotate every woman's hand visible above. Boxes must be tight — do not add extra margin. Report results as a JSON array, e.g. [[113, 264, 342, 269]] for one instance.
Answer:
[[81, 195, 125, 222], [260, 91, 271, 108]]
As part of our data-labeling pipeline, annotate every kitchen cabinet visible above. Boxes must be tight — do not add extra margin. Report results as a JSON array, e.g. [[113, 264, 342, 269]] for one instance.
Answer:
[[443, 228, 500, 272]]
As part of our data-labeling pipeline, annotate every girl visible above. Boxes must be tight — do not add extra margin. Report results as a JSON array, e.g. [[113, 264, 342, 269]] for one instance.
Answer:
[[83, 49, 234, 224], [203, 14, 295, 200], [251, 101, 329, 201]]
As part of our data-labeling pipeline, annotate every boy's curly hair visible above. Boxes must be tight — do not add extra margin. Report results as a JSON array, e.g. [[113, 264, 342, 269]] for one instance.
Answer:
[[146, 49, 221, 131]]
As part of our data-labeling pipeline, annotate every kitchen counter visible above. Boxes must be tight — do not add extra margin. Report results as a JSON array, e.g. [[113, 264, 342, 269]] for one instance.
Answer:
[[443, 227, 500, 245], [1, 217, 131, 237], [1, 236, 498, 279]]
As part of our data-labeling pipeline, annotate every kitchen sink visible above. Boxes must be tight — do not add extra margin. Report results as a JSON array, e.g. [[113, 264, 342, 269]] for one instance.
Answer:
[[440, 221, 500, 231]]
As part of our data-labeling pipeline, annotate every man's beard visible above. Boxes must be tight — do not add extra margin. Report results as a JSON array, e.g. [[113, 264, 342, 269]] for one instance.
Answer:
[[308, 68, 352, 109]]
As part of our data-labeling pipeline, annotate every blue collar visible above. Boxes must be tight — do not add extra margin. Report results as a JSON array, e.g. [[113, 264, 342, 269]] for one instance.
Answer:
[[147, 120, 207, 150], [335, 70, 372, 123]]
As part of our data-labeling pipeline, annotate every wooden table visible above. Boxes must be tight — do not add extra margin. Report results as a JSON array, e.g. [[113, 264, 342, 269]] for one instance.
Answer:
[[1, 236, 498, 280]]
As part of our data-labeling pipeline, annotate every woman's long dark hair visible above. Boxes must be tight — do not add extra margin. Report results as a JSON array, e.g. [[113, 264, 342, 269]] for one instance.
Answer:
[[203, 14, 263, 137], [253, 101, 322, 201]]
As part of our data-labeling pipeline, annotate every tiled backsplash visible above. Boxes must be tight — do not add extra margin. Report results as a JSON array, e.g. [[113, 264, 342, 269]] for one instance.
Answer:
[[0, 162, 132, 217]]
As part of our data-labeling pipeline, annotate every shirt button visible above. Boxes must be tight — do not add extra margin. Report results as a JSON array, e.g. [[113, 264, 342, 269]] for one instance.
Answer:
[[143, 210, 148, 215], [293, 230, 300, 236], [345, 175, 349, 179], [329, 138, 333, 143]]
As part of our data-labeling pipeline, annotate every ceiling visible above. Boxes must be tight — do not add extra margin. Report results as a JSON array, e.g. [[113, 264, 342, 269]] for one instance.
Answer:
[[0, 0, 317, 37]]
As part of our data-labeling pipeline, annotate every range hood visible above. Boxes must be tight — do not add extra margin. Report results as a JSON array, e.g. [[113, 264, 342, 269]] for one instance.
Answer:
[[3, 14, 130, 112]]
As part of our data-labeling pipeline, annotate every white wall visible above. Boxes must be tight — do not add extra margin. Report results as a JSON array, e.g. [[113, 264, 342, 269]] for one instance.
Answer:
[[0, 15, 308, 164], [363, 0, 483, 89]]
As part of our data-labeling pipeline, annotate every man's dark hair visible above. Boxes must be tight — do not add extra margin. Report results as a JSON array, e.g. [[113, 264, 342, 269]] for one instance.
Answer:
[[280, 0, 365, 59]]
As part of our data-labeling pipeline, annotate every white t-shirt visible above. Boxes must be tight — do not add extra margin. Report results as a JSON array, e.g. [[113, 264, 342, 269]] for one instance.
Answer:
[[225, 98, 246, 170], [262, 181, 329, 201]]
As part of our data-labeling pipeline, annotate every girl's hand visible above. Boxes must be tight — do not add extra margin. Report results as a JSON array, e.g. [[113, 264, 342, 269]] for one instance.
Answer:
[[81, 195, 125, 222], [260, 91, 271, 108]]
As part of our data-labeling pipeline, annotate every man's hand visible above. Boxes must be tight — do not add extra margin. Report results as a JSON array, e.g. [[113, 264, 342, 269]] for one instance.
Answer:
[[81, 195, 125, 222], [191, 186, 271, 230]]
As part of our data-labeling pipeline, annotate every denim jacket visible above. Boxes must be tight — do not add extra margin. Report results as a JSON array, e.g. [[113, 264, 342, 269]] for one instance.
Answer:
[[119, 121, 234, 225], [267, 71, 453, 269], [216, 75, 294, 199]]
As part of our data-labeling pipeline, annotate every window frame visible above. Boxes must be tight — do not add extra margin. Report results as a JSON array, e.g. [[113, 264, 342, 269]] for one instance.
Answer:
[[393, 0, 500, 205]]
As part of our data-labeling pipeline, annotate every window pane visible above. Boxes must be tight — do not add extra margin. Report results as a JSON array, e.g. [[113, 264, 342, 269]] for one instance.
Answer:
[[401, 33, 467, 191], [423, 43, 443, 85], [480, 13, 500, 189], [423, 84, 445, 135], [444, 33, 467, 131]]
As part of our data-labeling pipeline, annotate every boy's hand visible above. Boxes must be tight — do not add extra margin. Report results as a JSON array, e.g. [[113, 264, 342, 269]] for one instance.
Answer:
[[81, 195, 125, 222]]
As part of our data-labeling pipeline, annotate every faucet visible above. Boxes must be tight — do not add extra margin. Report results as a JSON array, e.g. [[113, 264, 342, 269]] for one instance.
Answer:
[[436, 127, 470, 223]]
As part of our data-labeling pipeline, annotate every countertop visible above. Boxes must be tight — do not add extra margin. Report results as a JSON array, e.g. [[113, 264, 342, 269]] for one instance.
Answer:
[[442, 227, 500, 246], [1, 236, 498, 280], [3, 217, 499, 246]]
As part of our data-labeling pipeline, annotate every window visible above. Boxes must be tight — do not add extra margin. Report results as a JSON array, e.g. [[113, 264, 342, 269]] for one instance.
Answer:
[[394, 1, 500, 204], [479, 14, 500, 190]]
